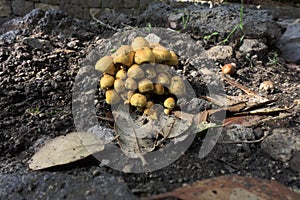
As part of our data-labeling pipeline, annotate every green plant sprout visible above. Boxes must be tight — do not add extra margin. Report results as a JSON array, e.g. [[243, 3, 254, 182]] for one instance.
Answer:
[[267, 52, 282, 66], [203, 31, 219, 40], [220, 0, 244, 44], [181, 9, 190, 29]]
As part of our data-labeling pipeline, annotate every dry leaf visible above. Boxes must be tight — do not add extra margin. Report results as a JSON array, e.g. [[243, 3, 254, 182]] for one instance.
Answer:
[[29, 132, 106, 170], [221, 74, 257, 95], [144, 175, 300, 200]]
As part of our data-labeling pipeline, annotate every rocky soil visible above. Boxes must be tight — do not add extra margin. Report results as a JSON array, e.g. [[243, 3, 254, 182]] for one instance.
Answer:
[[0, 1, 300, 199]]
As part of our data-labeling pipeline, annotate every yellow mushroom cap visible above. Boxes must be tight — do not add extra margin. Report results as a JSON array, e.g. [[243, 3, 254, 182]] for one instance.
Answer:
[[105, 89, 121, 105], [115, 68, 127, 80], [152, 46, 172, 63], [131, 37, 150, 51], [100, 74, 115, 89], [153, 83, 165, 95], [127, 64, 144, 79], [130, 93, 147, 107], [164, 108, 171, 115], [164, 97, 176, 109], [149, 42, 164, 49], [138, 78, 154, 93], [156, 73, 170, 86], [114, 78, 126, 93], [113, 45, 135, 67], [134, 47, 156, 64], [125, 78, 138, 90], [166, 51, 179, 66], [169, 76, 186, 96], [145, 101, 154, 109], [95, 55, 116, 75]]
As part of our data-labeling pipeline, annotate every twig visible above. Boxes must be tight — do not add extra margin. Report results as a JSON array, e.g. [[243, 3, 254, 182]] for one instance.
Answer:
[[97, 115, 115, 123], [90, 11, 121, 32], [218, 132, 269, 144]]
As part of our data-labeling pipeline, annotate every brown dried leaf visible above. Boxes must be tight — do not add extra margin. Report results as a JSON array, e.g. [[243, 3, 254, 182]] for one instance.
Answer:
[[221, 74, 257, 95], [144, 175, 300, 200], [29, 132, 106, 170], [223, 115, 263, 127]]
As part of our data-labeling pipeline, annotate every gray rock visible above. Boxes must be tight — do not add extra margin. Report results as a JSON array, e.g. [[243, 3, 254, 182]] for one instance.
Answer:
[[261, 128, 299, 162], [206, 45, 233, 61], [277, 21, 300, 63], [11, 0, 34, 16], [0, 0, 12, 17], [0, 167, 137, 200], [220, 125, 255, 154], [22, 37, 53, 50], [236, 39, 268, 60]]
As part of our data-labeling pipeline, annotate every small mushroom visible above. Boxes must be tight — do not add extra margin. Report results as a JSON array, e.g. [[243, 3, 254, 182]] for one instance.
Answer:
[[95, 55, 116, 75], [145, 101, 154, 109], [134, 47, 155, 64], [105, 89, 121, 105], [156, 64, 172, 78], [130, 93, 147, 108], [100, 74, 115, 89], [164, 108, 171, 115], [259, 81, 274, 93], [138, 78, 154, 93], [169, 76, 186, 96], [149, 42, 164, 49], [143, 108, 158, 120], [113, 45, 135, 67], [166, 51, 179, 66], [221, 63, 236, 75], [125, 78, 138, 90], [143, 64, 157, 79], [164, 97, 176, 109], [115, 68, 127, 80], [156, 72, 170, 86], [152, 46, 172, 63], [114, 79, 126, 93], [127, 91, 135, 100], [153, 84, 165, 95], [131, 37, 150, 51], [127, 64, 144, 79]]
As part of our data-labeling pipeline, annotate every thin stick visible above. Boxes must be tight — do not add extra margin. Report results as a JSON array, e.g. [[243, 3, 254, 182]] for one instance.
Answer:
[[218, 132, 269, 144]]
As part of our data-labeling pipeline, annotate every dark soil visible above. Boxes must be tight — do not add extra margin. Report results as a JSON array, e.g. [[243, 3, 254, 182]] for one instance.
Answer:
[[0, 1, 299, 199]]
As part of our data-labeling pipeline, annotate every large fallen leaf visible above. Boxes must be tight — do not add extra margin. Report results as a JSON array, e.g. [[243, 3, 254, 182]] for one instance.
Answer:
[[144, 175, 300, 200], [29, 132, 107, 170]]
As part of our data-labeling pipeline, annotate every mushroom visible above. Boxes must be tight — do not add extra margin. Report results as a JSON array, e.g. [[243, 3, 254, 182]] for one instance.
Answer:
[[115, 68, 127, 80], [221, 63, 236, 75], [100, 74, 115, 89], [145, 101, 154, 109], [131, 36, 150, 51], [259, 81, 274, 93], [153, 84, 165, 95], [134, 47, 155, 64], [143, 64, 157, 79], [127, 64, 144, 79], [113, 45, 135, 67], [164, 97, 176, 109], [169, 76, 186, 96], [114, 78, 126, 93], [125, 78, 138, 90], [130, 93, 147, 108], [138, 78, 154, 93], [164, 108, 171, 115], [149, 42, 164, 49], [166, 51, 179, 66], [152, 46, 172, 63], [156, 72, 170, 86], [105, 89, 121, 105], [95, 55, 116, 75]]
